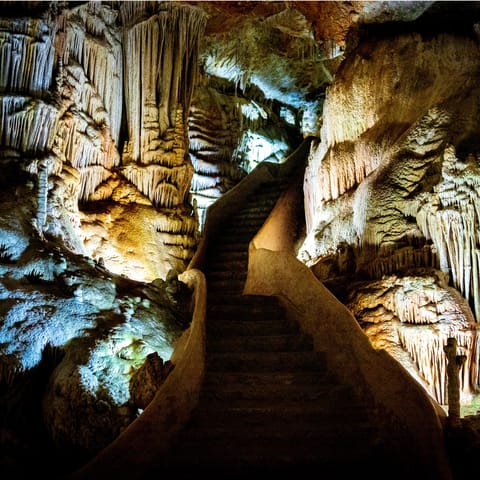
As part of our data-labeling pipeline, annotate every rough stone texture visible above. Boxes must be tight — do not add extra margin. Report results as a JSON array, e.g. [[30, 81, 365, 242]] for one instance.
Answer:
[[2, 1, 480, 478], [299, 27, 480, 407], [130, 353, 174, 410]]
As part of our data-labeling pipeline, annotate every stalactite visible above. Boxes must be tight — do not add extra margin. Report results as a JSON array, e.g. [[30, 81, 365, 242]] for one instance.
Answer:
[[63, 2, 123, 145], [78, 166, 110, 201], [474, 249, 480, 322], [54, 46, 121, 203], [121, 163, 192, 209], [0, 96, 58, 152], [397, 326, 478, 404], [190, 172, 222, 192], [350, 273, 479, 405], [120, 2, 206, 163], [397, 328, 448, 402], [412, 145, 480, 323], [37, 159, 49, 227], [0, 17, 55, 96], [187, 83, 246, 230], [363, 245, 438, 280], [152, 213, 197, 236], [155, 231, 198, 250]]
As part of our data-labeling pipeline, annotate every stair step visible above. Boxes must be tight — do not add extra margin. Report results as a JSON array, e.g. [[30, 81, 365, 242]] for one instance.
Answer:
[[207, 319, 300, 336], [193, 396, 362, 414], [207, 333, 313, 352], [166, 427, 385, 468], [207, 304, 285, 321], [206, 270, 247, 282], [206, 279, 245, 292], [172, 423, 380, 445], [243, 197, 279, 207], [232, 199, 274, 208], [206, 259, 248, 272], [223, 217, 267, 227], [211, 251, 248, 262], [199, 383, 336, 403], [220, 227, 263, 237], [212, 239, 251, 250], [226, 217, 268, 229], [210, 243, 249, 253], [202, 371, 332, 386], [198, 380, 339, 402], [218, 232, 255, 243], [207, 293, 279, 305], [157, 461, 390, 479], [222, 224, 264, 234], [207, 351, 326, 372], [188, 401, 366, 425]]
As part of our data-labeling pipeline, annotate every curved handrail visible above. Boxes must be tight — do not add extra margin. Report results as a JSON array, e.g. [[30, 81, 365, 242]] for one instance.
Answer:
[[68, 268, 207, 479], [188, 136, 314, 271], [244, 182, 453, 479]]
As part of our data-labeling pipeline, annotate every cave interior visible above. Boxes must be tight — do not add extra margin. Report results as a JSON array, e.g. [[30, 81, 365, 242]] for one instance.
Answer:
[[2, 0, 480, 478]]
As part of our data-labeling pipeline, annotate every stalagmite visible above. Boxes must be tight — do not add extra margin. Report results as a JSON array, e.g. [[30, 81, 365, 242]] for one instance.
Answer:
[[444, 338, 466, 426]]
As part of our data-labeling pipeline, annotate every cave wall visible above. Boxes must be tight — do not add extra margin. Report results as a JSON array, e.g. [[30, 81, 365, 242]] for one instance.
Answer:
[[0, 1, 307, 282], [299, 27, 480, 405]]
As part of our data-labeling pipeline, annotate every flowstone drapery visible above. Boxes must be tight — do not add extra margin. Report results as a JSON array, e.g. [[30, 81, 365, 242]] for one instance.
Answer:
[[300, 31, 480, 408], [52, 1, 207, 281], [0, 2, 195, 469]]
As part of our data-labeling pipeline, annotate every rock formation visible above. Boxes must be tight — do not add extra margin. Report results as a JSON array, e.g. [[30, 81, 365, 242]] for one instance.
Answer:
[[299, 23, 480, 408], [2, 0, 480, 477]]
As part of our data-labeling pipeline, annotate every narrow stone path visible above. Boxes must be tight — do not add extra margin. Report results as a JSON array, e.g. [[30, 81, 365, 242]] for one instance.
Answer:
[[157, 177, 419, 479]]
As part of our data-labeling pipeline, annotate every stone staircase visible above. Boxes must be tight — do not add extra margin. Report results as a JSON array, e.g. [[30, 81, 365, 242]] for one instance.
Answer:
[[158, 178, 410, 478]]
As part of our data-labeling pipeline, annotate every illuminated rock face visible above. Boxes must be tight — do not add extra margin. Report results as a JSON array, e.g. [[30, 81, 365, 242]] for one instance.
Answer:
[[188, 81, 247, 228], [188, 79, 296, 228], [3, 0, 480, 474], [0, 1, 200, 471], [71, 2, 207, 280], [4, 2, 208, 282], [300, 31, 480, 405]]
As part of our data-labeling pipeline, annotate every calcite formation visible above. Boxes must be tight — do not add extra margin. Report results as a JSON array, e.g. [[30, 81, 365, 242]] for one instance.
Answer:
[[2, 0, 480, 476], [300, 29, 480, 406]]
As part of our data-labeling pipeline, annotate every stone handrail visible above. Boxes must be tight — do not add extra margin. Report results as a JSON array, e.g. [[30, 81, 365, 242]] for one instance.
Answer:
[[69, 268, 207, 479], [244, 176, 453, 479], [188, 136, 314, 271]]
